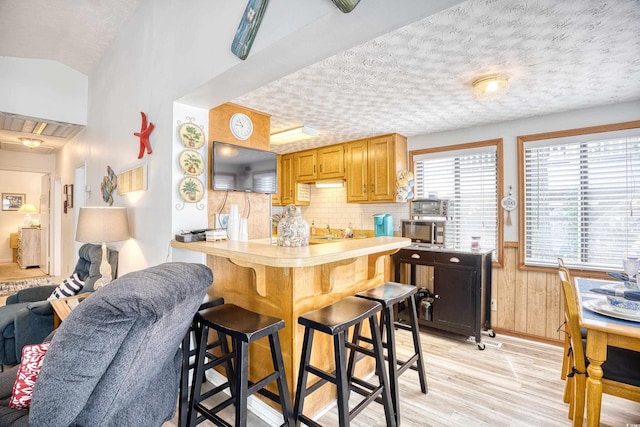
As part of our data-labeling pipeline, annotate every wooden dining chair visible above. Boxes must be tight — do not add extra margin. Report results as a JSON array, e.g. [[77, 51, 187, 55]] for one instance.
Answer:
[[557, 260, 570, 376], [558, 267, 640, 426]]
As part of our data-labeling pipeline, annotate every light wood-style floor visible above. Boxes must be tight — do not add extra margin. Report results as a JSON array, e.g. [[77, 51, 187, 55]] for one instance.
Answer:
[[0, 262, 47, 282], [166, 327, 640, 426]]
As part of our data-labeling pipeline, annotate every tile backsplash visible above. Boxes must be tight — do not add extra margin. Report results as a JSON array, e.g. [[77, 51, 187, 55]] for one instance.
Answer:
[[272, 186, 410, 233]]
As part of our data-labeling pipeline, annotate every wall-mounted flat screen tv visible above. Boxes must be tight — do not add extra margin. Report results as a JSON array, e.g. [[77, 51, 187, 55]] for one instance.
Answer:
[[211, 141, 277, 194]]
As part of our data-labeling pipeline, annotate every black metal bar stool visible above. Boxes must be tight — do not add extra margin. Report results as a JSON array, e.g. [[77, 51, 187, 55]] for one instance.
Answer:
[[293, 296, 396, 427], [187, 304, 294, 427], [179, 297, 226, 427], [353, 282, 428, 426]]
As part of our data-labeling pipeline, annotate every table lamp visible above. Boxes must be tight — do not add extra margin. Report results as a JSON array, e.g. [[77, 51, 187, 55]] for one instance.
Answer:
[[75, 207, 130, 289], [17, 204, 38, 226]]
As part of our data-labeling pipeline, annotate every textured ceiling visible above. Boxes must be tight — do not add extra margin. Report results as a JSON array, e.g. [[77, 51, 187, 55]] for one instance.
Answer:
[[0, 0, 144, 75], [233, 0, 640, 153], [0, 0, 638, 155]]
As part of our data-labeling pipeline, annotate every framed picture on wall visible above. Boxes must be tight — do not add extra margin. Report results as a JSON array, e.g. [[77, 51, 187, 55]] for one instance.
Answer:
[[2, 193, 26, 211]]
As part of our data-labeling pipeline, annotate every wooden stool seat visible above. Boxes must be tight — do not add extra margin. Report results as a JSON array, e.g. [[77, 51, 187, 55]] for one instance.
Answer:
[[355, 281, 428, 426], [188, 304, 293, 427], [294, 296, 396, 426]]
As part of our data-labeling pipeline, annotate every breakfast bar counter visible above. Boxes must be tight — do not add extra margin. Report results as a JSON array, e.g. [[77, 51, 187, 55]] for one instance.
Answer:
[[171, 236, 410, 418]]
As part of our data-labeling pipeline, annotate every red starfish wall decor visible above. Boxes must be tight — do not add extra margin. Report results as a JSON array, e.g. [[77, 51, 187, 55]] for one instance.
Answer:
[[134, 112, 155, 159]]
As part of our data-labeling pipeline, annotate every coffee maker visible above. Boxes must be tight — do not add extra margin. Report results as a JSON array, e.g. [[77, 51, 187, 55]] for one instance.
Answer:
[[373, 214, 394, 236]]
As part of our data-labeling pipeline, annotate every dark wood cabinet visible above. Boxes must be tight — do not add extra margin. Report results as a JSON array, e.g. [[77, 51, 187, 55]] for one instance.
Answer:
[[393, 248, 494, 349]]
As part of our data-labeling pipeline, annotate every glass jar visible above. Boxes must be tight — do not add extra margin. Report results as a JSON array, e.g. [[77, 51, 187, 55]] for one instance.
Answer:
[[277, 204, 310, 247]]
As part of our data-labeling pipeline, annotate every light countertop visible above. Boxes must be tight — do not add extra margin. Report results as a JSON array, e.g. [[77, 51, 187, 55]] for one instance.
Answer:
[[171, 236, 411, 268]]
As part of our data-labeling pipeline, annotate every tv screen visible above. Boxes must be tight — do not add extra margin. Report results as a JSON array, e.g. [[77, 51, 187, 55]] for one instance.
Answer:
[[211, 142, 277, 194]]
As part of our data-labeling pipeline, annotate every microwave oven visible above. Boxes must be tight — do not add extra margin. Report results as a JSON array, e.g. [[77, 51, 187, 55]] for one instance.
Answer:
[[411, 198, 451, 218], [401, 220, 446, 246]]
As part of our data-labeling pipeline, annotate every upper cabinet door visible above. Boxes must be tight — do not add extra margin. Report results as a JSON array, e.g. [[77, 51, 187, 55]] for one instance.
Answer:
[[280, 154, 294, 205], [317, 145, 345, 180], [345, 140, 368, 202], [368, 136, 395, 202], [294, 150, 317, 182]]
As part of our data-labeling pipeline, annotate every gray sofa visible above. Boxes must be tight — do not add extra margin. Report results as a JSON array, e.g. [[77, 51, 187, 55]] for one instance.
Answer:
[[0, 262, 213, 426], [0, 244, 118, 366]]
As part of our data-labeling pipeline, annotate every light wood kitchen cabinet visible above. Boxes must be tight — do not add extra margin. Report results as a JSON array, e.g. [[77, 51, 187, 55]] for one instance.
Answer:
[[294, 145, 345, 182], [294, 150, 317, 182], [317, 145, 345, 179], [345, 133, 407, 203], [271, 155, 283, 206], [278, 153, 309, 206], [17, 227, 41, 269]]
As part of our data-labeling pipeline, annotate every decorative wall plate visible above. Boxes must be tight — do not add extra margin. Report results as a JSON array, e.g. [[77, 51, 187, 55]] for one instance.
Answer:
[[501, 195, 517, 211], [179, 150, 205, 176], [178, 122, 205, 149], [179, 177, 204, 203]]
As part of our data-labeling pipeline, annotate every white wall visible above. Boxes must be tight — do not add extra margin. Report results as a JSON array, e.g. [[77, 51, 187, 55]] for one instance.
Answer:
[[0, 57, 87, 125], [408, 100, 640, 241]]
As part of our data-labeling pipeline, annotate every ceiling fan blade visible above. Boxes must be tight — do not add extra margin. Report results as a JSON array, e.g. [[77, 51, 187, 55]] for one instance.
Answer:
[[331, 0, 361, 13]]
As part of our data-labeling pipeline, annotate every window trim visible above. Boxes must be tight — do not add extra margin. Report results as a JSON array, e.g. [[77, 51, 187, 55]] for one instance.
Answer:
[[517, 120, 640, 273], [410, 138, 504, 267]]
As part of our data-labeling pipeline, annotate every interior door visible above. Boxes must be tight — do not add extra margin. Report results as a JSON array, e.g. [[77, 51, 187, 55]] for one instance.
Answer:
[[39, 174, 50, 273]]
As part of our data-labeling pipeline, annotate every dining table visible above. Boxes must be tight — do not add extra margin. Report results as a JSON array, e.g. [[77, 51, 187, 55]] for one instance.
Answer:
[[574, 277, 640, 427]]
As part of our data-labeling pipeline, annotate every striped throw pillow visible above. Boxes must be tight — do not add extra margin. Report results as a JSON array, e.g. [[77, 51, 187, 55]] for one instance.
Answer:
[[47, 273, 85, 300]]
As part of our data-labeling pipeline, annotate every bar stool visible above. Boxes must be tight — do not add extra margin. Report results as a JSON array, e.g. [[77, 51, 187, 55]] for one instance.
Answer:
[[354, 282, 428, 426], [294, 296, 396, 427], [187, 304, 294, 427], [179, 297, 226, 427]]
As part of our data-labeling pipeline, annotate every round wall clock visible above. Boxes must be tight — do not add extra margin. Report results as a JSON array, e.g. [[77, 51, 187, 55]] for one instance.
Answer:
[[229, 113, 253, 140]]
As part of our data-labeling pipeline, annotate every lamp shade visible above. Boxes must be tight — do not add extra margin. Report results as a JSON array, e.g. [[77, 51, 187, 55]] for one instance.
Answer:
[[76, 207, 130, 243], [17, 204, 38, 214]]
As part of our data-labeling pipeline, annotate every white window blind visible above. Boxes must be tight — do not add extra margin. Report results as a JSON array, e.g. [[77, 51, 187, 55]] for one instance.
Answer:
[[253, 171, 275, 194], [214, 173, 235, 190], [523, 134, 640, 270], [414, 146, 498, 254]]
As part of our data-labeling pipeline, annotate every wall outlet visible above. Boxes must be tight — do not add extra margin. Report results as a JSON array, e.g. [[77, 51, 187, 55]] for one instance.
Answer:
[[491, 299, 497, 311]]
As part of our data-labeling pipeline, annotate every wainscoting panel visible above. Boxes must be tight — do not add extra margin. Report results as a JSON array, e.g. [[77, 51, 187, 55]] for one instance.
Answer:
[[492, 242, 563, 343]]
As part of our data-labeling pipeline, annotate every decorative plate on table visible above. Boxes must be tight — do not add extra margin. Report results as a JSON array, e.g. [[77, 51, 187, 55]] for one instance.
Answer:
[[178, 122, 205, 149], [178, 177, 204, 203], [178, 150, 205, 176], [582, 299, 640, 322]]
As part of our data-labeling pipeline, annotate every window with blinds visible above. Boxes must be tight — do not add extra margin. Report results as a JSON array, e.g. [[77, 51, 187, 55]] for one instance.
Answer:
[[413, 143, 499, 257], [521, 126, 640, 271]]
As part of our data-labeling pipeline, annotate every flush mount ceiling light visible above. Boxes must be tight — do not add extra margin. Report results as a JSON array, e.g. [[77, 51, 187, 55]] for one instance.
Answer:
[[20, 137, 43, 148], [472, 74, 510, 101], [270, 126, 318, 145]]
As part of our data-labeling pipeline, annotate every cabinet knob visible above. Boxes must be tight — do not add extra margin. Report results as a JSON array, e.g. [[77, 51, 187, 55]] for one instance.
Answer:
[[411, 253, 421, 259], [449, 257, 460, 263], [434, 294, 440, 299]]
